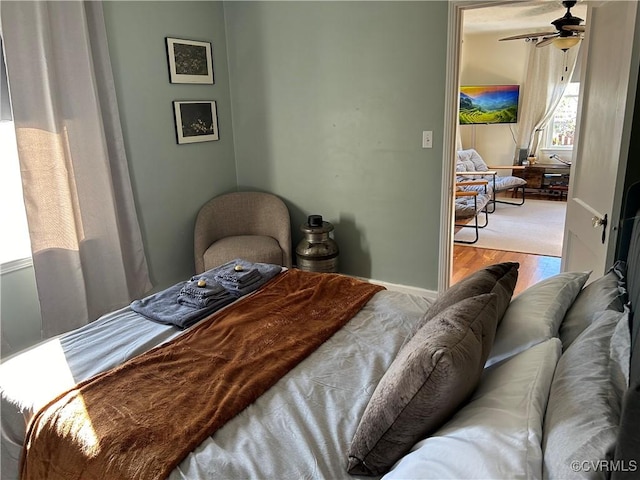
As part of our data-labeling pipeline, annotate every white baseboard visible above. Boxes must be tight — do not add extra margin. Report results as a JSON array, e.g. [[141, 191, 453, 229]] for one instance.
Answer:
[[354, 276, 438, 300]]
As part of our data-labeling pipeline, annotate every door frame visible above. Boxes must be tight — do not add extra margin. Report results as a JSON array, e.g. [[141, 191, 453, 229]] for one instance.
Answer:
[[439, 0, 639, 290], [439, 1, 517, 291]]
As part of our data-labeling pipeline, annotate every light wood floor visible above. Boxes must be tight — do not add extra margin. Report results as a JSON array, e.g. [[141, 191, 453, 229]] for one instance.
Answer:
[[452, 193, 564, 295], [452, 245, 561, 297]]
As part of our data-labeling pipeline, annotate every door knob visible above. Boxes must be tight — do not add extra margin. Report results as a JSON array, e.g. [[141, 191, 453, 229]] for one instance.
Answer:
[[592, 214, 608, 244]]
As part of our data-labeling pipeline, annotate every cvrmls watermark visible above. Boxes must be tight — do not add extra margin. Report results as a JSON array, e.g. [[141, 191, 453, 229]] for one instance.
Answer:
[[570, 460, 638, 473]]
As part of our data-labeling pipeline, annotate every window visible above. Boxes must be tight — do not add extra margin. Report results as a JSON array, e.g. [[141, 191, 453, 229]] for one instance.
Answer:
[[0, 121, 32, 266], [546, 82, 580, 148], [1, 40, 32, 268]]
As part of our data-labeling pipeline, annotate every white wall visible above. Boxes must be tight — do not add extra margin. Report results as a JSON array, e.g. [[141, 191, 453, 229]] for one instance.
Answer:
[[459, 31, 528, 166]]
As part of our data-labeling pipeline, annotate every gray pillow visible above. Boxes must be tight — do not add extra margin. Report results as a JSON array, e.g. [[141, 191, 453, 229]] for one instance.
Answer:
[[560, 261, 626, 350], [347, 293, 499, 476], [543, 309, 629, 480], [485, 271, 591, 368], [417, 262, 518, 331]]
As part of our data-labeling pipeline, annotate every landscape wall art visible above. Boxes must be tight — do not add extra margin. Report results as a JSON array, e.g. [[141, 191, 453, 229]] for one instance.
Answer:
[[459, 85, 519, 124]]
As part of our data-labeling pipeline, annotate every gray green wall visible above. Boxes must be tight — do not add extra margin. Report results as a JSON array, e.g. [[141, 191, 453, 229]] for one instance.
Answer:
[[1, 265, 42, 358], [2, 1, 448, 356], [225, 1, 448, 288], [102, 1, 237, 288]]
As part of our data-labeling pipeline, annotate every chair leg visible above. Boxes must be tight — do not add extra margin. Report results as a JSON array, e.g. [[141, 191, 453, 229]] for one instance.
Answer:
[[454, 196, 487, 244], [494, 185, 526, 207], [454, 216, 479, 244], [477, 202, 489, 228], [487, 175, 497, 214]]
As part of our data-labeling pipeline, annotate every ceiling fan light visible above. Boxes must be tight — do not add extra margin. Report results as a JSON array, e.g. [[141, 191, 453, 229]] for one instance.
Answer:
[[553, 36, 580, 50]]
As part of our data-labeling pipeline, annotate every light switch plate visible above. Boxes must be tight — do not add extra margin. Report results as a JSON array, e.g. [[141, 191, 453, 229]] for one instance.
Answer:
[[422, 131, 433, 149]]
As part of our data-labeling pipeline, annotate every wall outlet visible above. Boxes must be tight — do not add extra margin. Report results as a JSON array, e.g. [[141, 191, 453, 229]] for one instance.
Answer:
[[422, 131, 433, 149]]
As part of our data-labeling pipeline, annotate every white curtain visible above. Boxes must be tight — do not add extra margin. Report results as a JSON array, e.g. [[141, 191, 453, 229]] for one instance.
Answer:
[[0, 1, 152, 337], [516, 41, 580, 159]]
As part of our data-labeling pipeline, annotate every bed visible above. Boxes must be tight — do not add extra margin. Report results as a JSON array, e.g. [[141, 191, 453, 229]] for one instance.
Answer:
[[1, 211, 639, 479]]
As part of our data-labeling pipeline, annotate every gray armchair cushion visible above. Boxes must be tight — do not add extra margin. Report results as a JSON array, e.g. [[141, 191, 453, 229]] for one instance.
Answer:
[[456, 149, 526, 193], [455, 193, 491, 219], [457, 182, 494, 195], [457, 148, 489, 172], [203, 235, 284, 272], [494, 175, 526, 190]]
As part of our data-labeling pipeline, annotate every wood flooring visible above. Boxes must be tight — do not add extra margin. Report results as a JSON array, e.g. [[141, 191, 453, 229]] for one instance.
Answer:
[[452, 245, 561, 297], [452, 194, 563, 295]]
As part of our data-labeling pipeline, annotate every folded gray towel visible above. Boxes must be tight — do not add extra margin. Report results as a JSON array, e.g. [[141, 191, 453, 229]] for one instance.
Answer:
[[131, 281, 235, 329], [177, 293, 232, 309], [216, 268, 261, 286], [179, 278, 225, 298], [130, 259, 282, 328], [177, 277, 227, 308], [213, 259, 281, 296]]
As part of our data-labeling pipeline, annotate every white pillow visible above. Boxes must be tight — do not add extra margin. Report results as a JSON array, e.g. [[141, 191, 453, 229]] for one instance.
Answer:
[[383, 338, 562, 480], [485, 271, 590, 368]]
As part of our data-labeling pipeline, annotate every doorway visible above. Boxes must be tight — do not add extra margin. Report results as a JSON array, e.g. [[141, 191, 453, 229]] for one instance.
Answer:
[[442, 0, 585, 293]]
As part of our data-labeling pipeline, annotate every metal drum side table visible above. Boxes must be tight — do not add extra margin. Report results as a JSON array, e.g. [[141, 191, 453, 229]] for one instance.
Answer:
[[295, 215, 339, 273]]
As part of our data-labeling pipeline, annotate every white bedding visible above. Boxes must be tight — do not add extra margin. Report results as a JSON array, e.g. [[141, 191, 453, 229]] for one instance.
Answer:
[[1, 289, 432, 480]]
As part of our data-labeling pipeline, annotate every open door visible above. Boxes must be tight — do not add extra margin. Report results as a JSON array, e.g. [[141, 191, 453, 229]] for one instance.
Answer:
[[562, 0, 640, 276]]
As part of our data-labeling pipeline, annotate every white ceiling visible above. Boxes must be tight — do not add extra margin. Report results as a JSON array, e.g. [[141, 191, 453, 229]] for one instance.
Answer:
[[463, 0, 588, 35]]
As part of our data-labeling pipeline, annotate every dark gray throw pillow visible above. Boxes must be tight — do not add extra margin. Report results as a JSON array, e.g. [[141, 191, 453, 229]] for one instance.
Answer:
[[347, 293, 499, 476], [417, 262, 518, 331]]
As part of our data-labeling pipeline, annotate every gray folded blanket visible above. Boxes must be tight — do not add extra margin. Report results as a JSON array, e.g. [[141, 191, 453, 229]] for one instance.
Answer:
[[130, 259, 282, 329]]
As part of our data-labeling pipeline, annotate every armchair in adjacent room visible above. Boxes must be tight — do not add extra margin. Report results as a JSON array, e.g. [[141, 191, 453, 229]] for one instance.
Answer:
[[194, 191, 292, 273], [456, 149, 527, 213], [454, 179, 491, 244]]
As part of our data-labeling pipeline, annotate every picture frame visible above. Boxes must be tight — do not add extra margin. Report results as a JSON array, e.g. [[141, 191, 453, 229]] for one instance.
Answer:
[[173, 101, 219, 144], [166, 37, 213, 84]]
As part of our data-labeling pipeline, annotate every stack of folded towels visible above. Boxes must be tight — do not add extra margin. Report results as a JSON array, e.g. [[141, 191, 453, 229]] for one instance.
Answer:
[[177, 278, 230, 309], [214, 267, 263, 296], [130, 259, 283, 329]]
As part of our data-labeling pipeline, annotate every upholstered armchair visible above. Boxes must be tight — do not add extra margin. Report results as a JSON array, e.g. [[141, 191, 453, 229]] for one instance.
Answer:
[[456, 149, 526, 212], [194, 191, 292, 273]]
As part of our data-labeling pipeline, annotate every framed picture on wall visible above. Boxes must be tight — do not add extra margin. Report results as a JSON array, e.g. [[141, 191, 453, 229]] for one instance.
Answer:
[[173, 101, 219, 144], [166, 37, 213, 84]]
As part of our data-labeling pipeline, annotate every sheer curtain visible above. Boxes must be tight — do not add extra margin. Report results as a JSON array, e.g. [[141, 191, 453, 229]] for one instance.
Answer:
[[516, 41, 580, 159], [1, 1, 152, 337]]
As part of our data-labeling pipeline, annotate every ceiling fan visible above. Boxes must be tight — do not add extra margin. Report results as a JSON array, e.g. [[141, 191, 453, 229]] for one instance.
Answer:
[[499, 0, 586, 51]]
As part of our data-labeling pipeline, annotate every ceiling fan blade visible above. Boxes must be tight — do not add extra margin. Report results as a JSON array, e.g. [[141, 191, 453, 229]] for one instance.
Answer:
[[499, 31, 559, 41], [562, 25, 586, 32], [536, 36, 558, 48]]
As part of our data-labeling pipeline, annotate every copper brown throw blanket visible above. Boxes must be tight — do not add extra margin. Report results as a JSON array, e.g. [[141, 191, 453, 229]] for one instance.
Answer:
[[21, 270, 384, 480]]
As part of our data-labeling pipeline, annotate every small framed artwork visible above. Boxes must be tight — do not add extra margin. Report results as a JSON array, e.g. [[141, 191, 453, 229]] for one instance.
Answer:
[[166, 37, 213, 84], [173, 101, 219, 144]]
